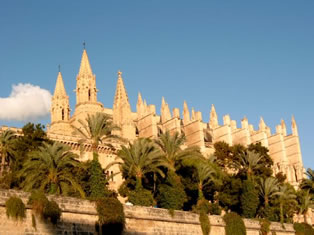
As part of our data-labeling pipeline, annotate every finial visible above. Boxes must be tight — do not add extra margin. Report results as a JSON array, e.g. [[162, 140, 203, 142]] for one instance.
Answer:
[[58, 64, 61, 72], [83, 41, 86, 49], [118, 70, 122, 78]]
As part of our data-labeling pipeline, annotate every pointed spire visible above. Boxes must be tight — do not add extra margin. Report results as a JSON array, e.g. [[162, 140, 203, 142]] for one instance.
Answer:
[[78, 49, 93, 75], [292, 115, 298, 136], [241, 116, 248, 129], [161, 97, 171, 123], [53, 71, 67, 97], [137, 92, 143, 106], [209, 104, 218, 128], [259, 117, 266, 131], [191, 108, 196, 121], [183, 101, 190, 124], [113, 70, 130, 108], [281, 119, 287, 136]]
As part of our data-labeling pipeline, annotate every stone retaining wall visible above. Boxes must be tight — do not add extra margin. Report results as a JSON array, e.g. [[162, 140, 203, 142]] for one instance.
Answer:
[[0, 189, 296, 235]]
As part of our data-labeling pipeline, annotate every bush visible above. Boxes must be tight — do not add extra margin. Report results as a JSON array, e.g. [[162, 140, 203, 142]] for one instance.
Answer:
[[43, 200, 61, 224], [199, 211, 210, 235], [240, 180, 258, 218], [128, 187, 154, 206], [194, 199, 210, 214], [259, 219, 270, 235], [89, 153, 107, 199], [223, 212, 246, 235], [208, 202, 221, 215], [293, 222, 314, 235], [156, 184, 187, 210], [28, 191, 61, 225], [96, 197, 125, 234], [5, 196, 26, 220]]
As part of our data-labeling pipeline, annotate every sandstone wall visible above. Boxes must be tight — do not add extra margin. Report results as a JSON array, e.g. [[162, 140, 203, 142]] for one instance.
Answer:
[[0, 190, 296, 235]]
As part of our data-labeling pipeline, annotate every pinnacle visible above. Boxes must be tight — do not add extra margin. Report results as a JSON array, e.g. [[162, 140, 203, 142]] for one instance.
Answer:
[[114, 71, 130, 108], [53, 72, 67, 97], [78, 49, 93, 76]]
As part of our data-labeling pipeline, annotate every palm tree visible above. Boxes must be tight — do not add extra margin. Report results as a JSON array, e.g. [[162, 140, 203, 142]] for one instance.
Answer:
[[278, 184, 297, 223], [258, 177, 280, 207], [301, 168, 314, 194], [154, 131, 202, 171], [195, 159, 216, 199], [114, 138, 168, 189], [20, 142, 85, 197], [236, 150, 263, 180], [298, 190, 314, 223], [0, 130, 16, 176], [72, 112, 122, 154]]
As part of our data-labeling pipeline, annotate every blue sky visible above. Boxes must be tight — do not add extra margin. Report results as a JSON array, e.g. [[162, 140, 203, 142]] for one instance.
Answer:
[[0, 1, 313, 168]]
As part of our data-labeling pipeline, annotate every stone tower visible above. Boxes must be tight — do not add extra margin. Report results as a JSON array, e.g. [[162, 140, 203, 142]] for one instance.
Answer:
[[73, 49, 103, 123], [113, 71, 135, 140], [50, 71, 71, 133]]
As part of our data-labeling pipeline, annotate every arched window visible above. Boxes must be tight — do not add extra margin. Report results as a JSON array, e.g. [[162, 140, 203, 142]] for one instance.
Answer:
[[62, 109, 64, 120], [88, 89, 91, 101]]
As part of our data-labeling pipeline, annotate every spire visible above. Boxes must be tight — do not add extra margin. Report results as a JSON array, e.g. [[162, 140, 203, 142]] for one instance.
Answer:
[[53, 71, 67, 97], [191, 108, 196, 121], [292, 115, 298, 136], [161, 97, 171, 123], [78, 49, 93, 76], [259, 117, 266, 131], [183, 101, 190, 124], [209, 104, 218, 128], [281, 119, 287, 136], [137, 92, 143, 106], [113, 70, 130, 108]]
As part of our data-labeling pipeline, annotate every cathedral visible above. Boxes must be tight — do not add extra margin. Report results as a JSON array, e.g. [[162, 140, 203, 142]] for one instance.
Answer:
[[47, 48, 305, 189]]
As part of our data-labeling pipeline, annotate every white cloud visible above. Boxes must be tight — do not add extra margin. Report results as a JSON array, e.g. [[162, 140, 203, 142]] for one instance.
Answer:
[[0, 83, 52, 121]]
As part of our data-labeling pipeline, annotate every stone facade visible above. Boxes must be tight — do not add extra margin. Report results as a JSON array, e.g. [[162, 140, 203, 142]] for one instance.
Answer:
[[42, 48, 305, 189], [0, 189, 296, 235]]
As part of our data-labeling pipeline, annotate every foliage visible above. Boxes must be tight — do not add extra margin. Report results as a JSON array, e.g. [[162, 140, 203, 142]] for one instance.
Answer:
[[72, 112, 122, 151], [89, 153, 107, 199], [258, 177, 279, 207], [235, 151, 263, 180], [0, 129, 16, 176], [277, 184, 297, 223], [156, 183, 187, 210], [115, 138, 167, 189], [43, 200, 61, 224], [96, 197, 125, 234], [223, 212, 246, 235], [199, 211, 210, 235], [240, 180, 259, 218], [128, 187, 154, 206], [194, 198, 210, 214], [300, 168, 314, 194], [5, 196, 26, 220], [208, 202, 221, 215], [20, 142, 85, 197], [293, 222, 314, 235], [259, 219, 270, 235], [28, 191, 61, 225]]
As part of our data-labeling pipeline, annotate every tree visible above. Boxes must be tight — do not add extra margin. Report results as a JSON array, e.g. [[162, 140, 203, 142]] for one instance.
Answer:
[[236, 151, 263, 181], [277, 184, 297, 223], [114, 138, 167, 189], [258, 177, 279, 207], [240, 180, 259, 218], [301, 168, 314, 194], [298, 190, 314, 223], [72, 112, 121, 154], [0, 130, 16, 176], [20, 142, 85, 197], [154, 131, 202, 171]]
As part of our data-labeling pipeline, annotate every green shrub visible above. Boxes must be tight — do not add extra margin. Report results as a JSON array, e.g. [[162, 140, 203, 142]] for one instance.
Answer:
[[223, 212, 246, 235], [28, 191, 61, 225], [208, 202, 221, 215], [128, 187, 154, 206], [96, 197, 125, 234], [240, 180, 258, 218], [89, 153, 107, 199], [199, 211, 210, 235], [259, 218, 270, 235], [156, 184, 187, 210], [194, 199, 210, 214], [43, 200, 61, 224], [5, 196, 26, 220], [293, 222, 314, 235]]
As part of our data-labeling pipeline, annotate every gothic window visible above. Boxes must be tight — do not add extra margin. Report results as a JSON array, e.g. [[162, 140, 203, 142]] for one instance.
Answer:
[[88, 89, 91, 101], [111, 171, 114, 181], [62, 109, 64, 120]]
